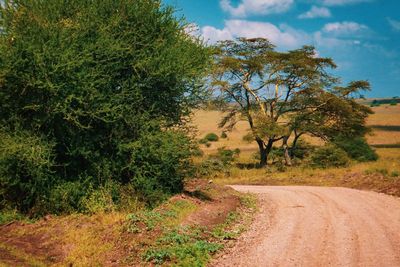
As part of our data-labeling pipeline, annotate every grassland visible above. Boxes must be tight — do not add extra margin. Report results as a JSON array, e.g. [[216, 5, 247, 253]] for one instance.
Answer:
[[193, 104, 400, 196]]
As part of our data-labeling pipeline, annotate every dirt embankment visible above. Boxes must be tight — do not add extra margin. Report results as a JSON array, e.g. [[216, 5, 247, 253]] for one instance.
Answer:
[[0, 180, 240, 266], [212, 185, 400, 267]]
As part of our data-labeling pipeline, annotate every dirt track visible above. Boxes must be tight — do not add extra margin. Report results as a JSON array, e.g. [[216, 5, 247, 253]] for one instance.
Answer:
[[212, 186, 400, 267]]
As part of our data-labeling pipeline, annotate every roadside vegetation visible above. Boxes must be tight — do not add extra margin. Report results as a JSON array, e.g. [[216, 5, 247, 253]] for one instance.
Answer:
[[0, 0, 211, 216], [193, 105, 400, 197], [0, 181, 256, 266], [0, 0, 398, 265]]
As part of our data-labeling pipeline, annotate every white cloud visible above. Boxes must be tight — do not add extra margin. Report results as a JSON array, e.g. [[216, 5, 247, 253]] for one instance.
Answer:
[[200, 20, 371, 52], [202, 26, 233, 43], [322, 21, 369, 36], [220, 0, 294, 17], [387, 18, 400, 31], [313, 31, 352, 48], [298, 6, 331, 19], [321, 0, 373, 6], [201, 20, 310, 48]]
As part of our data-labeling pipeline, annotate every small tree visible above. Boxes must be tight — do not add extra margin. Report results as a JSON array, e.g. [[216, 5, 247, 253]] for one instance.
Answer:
[[212, 38, 335, 166], [211, 38, 372, 167]]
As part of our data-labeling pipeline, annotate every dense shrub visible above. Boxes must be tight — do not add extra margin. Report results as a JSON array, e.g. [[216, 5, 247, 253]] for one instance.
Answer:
[[121, 130, 194, 205], [310, 145, 350, 168], [220, 132, 228, 139], [0, 130, 55, 212], [47, 181, 89, 214], [197, 158, 227, 177], [269, 147, 284, 163], [215, 147, 240, 165], [196, 147, 240, 177], [192, 145, 204, 157], [45, 180, 143, 215], [333, 136, 378, 162], [0, 0, 210, 213], [204, 133, 219, 142], [290, 139, 314, 159], [81, 180, 122, 214]]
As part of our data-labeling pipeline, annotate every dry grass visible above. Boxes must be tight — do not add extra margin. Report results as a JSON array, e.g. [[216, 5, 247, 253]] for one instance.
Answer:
[[367, 105, 400, 146], [193, 104, 400, 196], [0, 182, 244, 266], [193, 105, 400, 151], [191, 109, 258, 154]]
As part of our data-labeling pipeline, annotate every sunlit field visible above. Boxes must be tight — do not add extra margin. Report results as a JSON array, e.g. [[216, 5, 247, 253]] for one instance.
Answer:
[[192, 104, 400, 196], [367, 105, 400, 146]]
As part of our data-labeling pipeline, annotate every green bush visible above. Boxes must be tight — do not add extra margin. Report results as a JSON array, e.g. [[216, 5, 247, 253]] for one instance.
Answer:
[[220, 132, 228, 139], [291, 139, 314, 159], [82, 180, 122, 214], [333, 136, 378, 162], [47, 181, 90, 214], [144, 228, 221, 266], [269, 147, 284, 162], [196, 148, 240, 177], [0, 209, 26, 224], [242, 133, 254, 143], [0, 0, 210, 214], [191, 145, 204, 157], [204, 133, 219, 142], [0, 130, 55, 213], [46, 180, 144, 215], [197, 158, 227, 177], [310, 145, 350, 168], [214, 147, 240, 165], [121, 131, 193, 205]]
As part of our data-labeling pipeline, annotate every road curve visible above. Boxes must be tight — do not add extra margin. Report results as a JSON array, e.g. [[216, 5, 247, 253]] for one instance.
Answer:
[[211, 186, 400, 267]]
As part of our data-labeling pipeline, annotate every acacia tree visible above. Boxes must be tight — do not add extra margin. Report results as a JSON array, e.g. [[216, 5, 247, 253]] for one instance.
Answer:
[[212, 38, 372, 166]]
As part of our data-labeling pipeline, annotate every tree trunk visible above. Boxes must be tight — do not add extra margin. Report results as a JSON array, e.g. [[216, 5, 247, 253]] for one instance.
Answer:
[[265, 139, 274, 155], [256, 138, 267, 167], [290, 133, 302, 159], [283, 136, 292, 166]]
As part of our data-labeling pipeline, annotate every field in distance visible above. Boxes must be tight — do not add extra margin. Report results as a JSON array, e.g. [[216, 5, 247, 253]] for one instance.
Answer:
[[192, 103, 400, 196]]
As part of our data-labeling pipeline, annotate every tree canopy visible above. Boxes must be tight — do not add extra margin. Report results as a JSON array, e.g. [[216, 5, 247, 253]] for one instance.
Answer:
[[212, 38, 372, 166]]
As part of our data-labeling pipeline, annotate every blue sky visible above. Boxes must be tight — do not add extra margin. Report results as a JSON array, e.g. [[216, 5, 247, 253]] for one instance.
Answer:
[[163, 0, 400, 98]]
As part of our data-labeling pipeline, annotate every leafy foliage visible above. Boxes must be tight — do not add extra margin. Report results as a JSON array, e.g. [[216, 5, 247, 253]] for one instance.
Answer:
[[204, 133, 219, 142], [290, 139, 314, 160], [0, 0, 210, 213], [196, 147, 240, 177], [310, 145, 350, 168], [333, 136, 378, 162], [121, 130, 194, 205], [0, 129, 55, 213]]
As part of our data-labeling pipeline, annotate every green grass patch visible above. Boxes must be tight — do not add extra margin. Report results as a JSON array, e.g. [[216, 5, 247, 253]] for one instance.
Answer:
[[126, 199, 197, 233], [143, 227, 222, 266], [135, 192, 257, 266], [0, 210, 26, 225]]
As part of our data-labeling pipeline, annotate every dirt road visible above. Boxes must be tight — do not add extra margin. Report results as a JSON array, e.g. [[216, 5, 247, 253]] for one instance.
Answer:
[[212, 186, 400, 267]]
